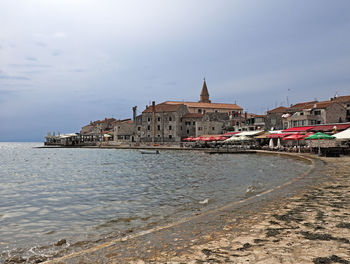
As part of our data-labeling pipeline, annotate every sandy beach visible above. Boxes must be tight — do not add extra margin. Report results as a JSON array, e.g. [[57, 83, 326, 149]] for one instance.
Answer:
[[40, 153, 350, 264]]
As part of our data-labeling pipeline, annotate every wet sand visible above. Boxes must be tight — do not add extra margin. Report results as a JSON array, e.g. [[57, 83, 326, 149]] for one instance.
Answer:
[[41, 153, 349, 264]]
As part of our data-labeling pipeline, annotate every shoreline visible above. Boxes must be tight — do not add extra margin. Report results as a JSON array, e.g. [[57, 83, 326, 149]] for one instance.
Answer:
[[38, 152, 350, 264]]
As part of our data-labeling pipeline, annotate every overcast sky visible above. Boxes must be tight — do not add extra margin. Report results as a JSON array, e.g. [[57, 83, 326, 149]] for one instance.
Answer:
[[1, 0, 350, 141]]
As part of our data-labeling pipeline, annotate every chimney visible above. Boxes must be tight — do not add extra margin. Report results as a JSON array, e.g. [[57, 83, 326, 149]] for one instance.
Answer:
[[152, 101, 156, 144], [132, 106, 137, 122]]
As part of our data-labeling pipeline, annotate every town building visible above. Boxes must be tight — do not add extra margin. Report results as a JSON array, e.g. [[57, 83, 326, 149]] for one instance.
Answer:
[[285, 101, 346, 128], [332, 95, 350, 122], [136, 80, 244, 143], [113, 119, 135, 142], [265, 106, 288, 131], [80, 118, 117, 142], [265, 98, 348, 130]]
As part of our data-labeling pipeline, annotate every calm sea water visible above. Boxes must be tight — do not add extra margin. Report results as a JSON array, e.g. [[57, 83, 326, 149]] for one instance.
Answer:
[[0, 142, 310, 261]]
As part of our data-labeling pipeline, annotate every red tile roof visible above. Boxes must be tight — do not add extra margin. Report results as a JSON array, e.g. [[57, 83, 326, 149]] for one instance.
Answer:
[[164, 101, 243, 110], [142, 103, 184, 113], [290, 101, 318, 109], [302, 101, 338, 109], [267, 106, 288, 113], [332, 95, 350, 103]]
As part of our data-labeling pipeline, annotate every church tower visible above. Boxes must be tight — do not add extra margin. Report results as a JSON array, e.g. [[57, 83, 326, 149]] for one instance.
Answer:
[[199, 78, 211, 103]]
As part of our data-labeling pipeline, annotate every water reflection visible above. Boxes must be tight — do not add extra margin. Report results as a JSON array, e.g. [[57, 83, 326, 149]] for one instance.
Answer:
[[0, 143, 310, 260]]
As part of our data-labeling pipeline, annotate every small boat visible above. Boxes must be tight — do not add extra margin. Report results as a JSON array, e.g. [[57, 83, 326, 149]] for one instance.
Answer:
[[140, 150, 160, 154]]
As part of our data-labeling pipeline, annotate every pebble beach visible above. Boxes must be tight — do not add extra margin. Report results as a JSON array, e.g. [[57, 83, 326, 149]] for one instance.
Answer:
[[40, 153, 350, 264]]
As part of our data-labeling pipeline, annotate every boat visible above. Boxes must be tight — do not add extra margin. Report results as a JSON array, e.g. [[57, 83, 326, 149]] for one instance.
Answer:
[[140, 150, 160, 154]]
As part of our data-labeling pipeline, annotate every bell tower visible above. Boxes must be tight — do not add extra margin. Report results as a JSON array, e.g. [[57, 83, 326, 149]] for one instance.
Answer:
[[199, 78, 211, 103]]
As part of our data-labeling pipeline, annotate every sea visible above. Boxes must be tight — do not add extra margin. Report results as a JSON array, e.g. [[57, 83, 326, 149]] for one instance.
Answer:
[[0, 142, 311, 262]]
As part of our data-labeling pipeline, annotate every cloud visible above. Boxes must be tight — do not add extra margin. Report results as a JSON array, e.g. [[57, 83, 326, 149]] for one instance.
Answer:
[[52, 32, 67, 39], [35, 41, 47, 47], [9, 64, 52, 68], [69, 69, 86, 73], [164, 81, 177, 86], [26, 56, 37, 61], [51, 49, 62, 56], [0, 89, 17, 103], [0, 73, 30, 80]]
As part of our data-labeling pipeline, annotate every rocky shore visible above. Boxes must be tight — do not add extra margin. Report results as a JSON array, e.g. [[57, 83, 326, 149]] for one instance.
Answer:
[[38, 155, 350, 264], [138, 155, 350, 264]]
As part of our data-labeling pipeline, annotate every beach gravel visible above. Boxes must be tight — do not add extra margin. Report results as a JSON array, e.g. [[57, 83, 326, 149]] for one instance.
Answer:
[[45, 155, 350, 264]]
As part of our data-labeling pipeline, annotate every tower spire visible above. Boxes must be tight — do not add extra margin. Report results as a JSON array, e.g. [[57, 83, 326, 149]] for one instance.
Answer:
[[199, 78, 211, 103]]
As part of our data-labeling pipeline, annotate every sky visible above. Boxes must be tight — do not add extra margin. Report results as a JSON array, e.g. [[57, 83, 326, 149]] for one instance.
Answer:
[[1, 0, 350, 141]]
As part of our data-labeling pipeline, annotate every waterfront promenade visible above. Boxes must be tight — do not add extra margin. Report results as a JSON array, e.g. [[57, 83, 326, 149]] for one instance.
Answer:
[[42, 153, 350, 264]]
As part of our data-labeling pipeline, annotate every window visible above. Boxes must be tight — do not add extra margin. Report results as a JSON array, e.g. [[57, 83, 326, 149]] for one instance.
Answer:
[[169, 125, 172, 130], [347, 110, 350, 115], [193, 121, 195, 125], [180, 126, 182, 130], [147, 117, 151, 122], [169, 135, 172, 139], [157, 125, 160, 130], [137, 126, 141, 131], [157, 135, 160, 138], [314, 110, 321, 115], [187, 129, 189, 134], [157, 117, 161, 122], [215, 110, 218, 113], [198, 127, 202, 131], [147, 125, 151, 131], [198, 109, 202, 113], [185, 121, 191, 126], [169, 117, 172, 121], [212, 127, 215, 131]]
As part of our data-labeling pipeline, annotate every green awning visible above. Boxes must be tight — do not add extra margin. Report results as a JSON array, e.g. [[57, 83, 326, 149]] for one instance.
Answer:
[[305, 132, 335, 140]]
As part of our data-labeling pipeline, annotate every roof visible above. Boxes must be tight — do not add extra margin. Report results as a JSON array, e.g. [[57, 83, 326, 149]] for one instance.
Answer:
[[282, 126, 315, 132], [267, 106, 287, 114], [164, 101, 243, 110], [200, 79, 209, 97], [183, 113, 204, 118], [142, 103, 184, 113], [302, 101, 338, 110], [332, 95, 350, 103], [290, 101, 318, 109], [309, 124, 350, 132]]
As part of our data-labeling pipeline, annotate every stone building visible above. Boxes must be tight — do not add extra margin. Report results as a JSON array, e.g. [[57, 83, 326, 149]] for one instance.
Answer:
[[332, 95, 350, 122], [80, 118, 117, 142], [195, 112, 230, 137], [265, 106, 288, 131], [137, 102, 189, 143], [113, 119, 135, 142], [286, 101, 346, 128], [135, 80, 244, 143], [243, 114, 266, 131]]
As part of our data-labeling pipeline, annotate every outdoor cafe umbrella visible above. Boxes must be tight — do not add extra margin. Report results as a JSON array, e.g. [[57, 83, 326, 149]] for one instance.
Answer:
[[282, 133, 305, 152], [305, 132, 335, 155]]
